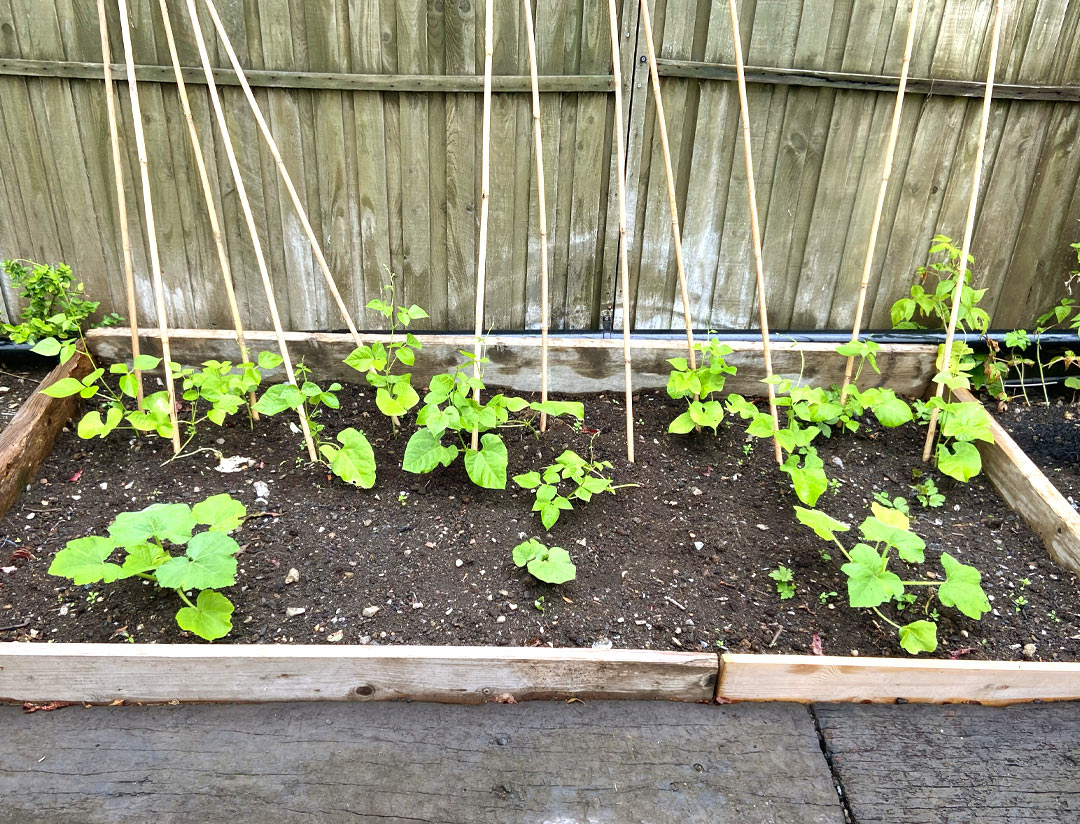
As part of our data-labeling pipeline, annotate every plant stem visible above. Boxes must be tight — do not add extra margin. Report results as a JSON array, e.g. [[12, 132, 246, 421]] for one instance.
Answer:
[[176, 589, 196, 609], [871, 606, 900, 629]]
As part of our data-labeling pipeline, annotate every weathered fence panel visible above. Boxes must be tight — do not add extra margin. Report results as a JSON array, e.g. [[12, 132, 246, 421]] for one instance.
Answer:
[[0, 0, 1077, 333]]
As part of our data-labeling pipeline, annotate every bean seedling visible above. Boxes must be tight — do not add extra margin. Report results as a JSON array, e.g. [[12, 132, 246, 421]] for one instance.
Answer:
[[513, 448, 629, 530], [512, 539, 577, 584]]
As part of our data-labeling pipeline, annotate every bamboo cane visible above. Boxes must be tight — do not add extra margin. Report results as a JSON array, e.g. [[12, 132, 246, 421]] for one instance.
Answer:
[[638, 0, 696, 373], [607, 0, 635, 463], [96, 0, 143, 407], [922, 0, 1003, 463], [728, 0, 781, 464], [523, 0, 551, 433], [182, 0, 316, 461], [471, 0, 494, 452], [117, 0, 181, 453], [158, 0, 257, 418], [200, 0, 364, 352], [840, 0, 922, 403]]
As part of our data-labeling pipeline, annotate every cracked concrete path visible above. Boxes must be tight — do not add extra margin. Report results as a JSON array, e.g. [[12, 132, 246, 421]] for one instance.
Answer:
[[0, 700, 1077, 823]]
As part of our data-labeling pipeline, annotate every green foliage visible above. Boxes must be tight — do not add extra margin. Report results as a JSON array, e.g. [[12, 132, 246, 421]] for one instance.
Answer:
[[768, 565, 795, 600], [793, 501, 989, 655], [403, 350, 582, 489], [48, 495, 247, 641], [911, 477, 945, 509], [1, 259, 117, 344], [889, 235, 989, 335], [344, 275, 427, 427], [873, 491, 910, 516], [666, 336, 737, 434], [512, 538, 577, 584], [319, 427, 377, 489], [513, 448, 627, 530]]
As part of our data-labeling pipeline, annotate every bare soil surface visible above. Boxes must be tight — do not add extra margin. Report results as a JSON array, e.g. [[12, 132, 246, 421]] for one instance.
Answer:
[[990, 397, 1080, 507], [2, 378, 1079, 660]]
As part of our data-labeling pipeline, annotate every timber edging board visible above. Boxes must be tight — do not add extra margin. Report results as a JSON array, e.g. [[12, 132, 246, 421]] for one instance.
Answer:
[[2, 645, 1080, 706], [954, 388, 1080, 576], [85, 328, 939, 396], [0, 644, 717, 704], [716, 654, 1080, 705], [0, 351, 90, 519]]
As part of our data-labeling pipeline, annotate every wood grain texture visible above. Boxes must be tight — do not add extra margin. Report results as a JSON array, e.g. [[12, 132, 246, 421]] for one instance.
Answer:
[[85, 327, 939, 395], [0, 643, 717, 704], [954, 387, 1080, 576], [3, 1, 1080, 333], [719, 654, 1080, 705], [816, 701, 1080, 823], [0, 700, 843, 824], [0, 352, 90, 518]]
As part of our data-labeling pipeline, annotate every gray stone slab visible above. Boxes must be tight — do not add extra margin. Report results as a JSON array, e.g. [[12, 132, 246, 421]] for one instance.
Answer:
[[815, 702, 1080, 824], [0, 700, 843, 824]]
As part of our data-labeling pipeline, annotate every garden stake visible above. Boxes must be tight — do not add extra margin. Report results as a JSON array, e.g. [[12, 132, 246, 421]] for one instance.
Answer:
[[158, 0, 257, 418], [117, 0, 181, 453], [198, 0, 398, 425], [728, 0, 780, 464], [607, 0, 635, 463], [922, 0, 1003, 463], [840, 0, 922, 404], [183, 0, 316, 461], [472, 0, 494, 452], [96, 0, 143, 407], [523, 0, 551, 433], [639, 0, 696, 375]]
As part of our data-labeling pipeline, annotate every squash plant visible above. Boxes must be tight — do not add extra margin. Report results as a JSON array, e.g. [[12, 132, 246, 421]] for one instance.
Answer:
[[403, 350, 583, 489], [48, 494, 247, 641], [513, 538, 576, 584], [795, 503, 990, 654]]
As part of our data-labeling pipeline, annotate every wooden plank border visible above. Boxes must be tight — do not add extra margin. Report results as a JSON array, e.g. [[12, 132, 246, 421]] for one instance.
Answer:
[[85, 328, 939, 396], [0, 644, 717, 704], [717, 654, 1080, 706], [0, 58, 613, 94], [954, 387, 1080, 576], [0, 351, 90, 519]]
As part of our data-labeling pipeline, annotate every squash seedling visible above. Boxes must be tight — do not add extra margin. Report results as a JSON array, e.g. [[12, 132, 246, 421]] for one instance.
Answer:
[[794, 503, 990, 654], [513, 539, 576, 584], [48, 494, 247, 641]]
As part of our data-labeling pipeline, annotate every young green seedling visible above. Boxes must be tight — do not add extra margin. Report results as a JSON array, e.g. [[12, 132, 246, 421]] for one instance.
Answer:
[[47, 494, 247, 641], [793, 502, 990, 655], [404, 351, 583, 489], [512, 539, 576, 584], [769, 565, 795, 600], [513, 449, 629, 530], [665, 335, 737, 434]]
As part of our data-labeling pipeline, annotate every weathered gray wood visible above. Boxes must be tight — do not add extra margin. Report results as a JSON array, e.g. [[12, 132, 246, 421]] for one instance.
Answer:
[[0, 56, 614, 92], [815, 701, 1080, 823], [656, 58, 1080, 102], [0, 643, 716, 703], [0, 700, 844, 824], [3, 1, 1080, 333], [85, 327, 939, 394]]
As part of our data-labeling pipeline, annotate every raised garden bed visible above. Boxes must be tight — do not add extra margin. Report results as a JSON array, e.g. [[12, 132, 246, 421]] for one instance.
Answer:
[[2, 337, 1080, 705]]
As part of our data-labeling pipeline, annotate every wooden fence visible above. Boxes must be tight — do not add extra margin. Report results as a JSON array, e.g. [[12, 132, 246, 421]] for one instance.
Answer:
[[0, 0, 1078, 334]]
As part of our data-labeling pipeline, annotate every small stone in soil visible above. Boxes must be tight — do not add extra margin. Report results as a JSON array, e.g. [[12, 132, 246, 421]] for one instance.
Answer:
[[285, 607, 306, 617], [362, 606, 380, 617], [284, 568, 300, 584]]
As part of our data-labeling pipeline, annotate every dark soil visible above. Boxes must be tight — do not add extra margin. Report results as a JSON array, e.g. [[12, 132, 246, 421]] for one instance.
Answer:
[[3, 378, 1080, 661], [989, 397, 1080, 507], [0, 355, 51, 433]]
